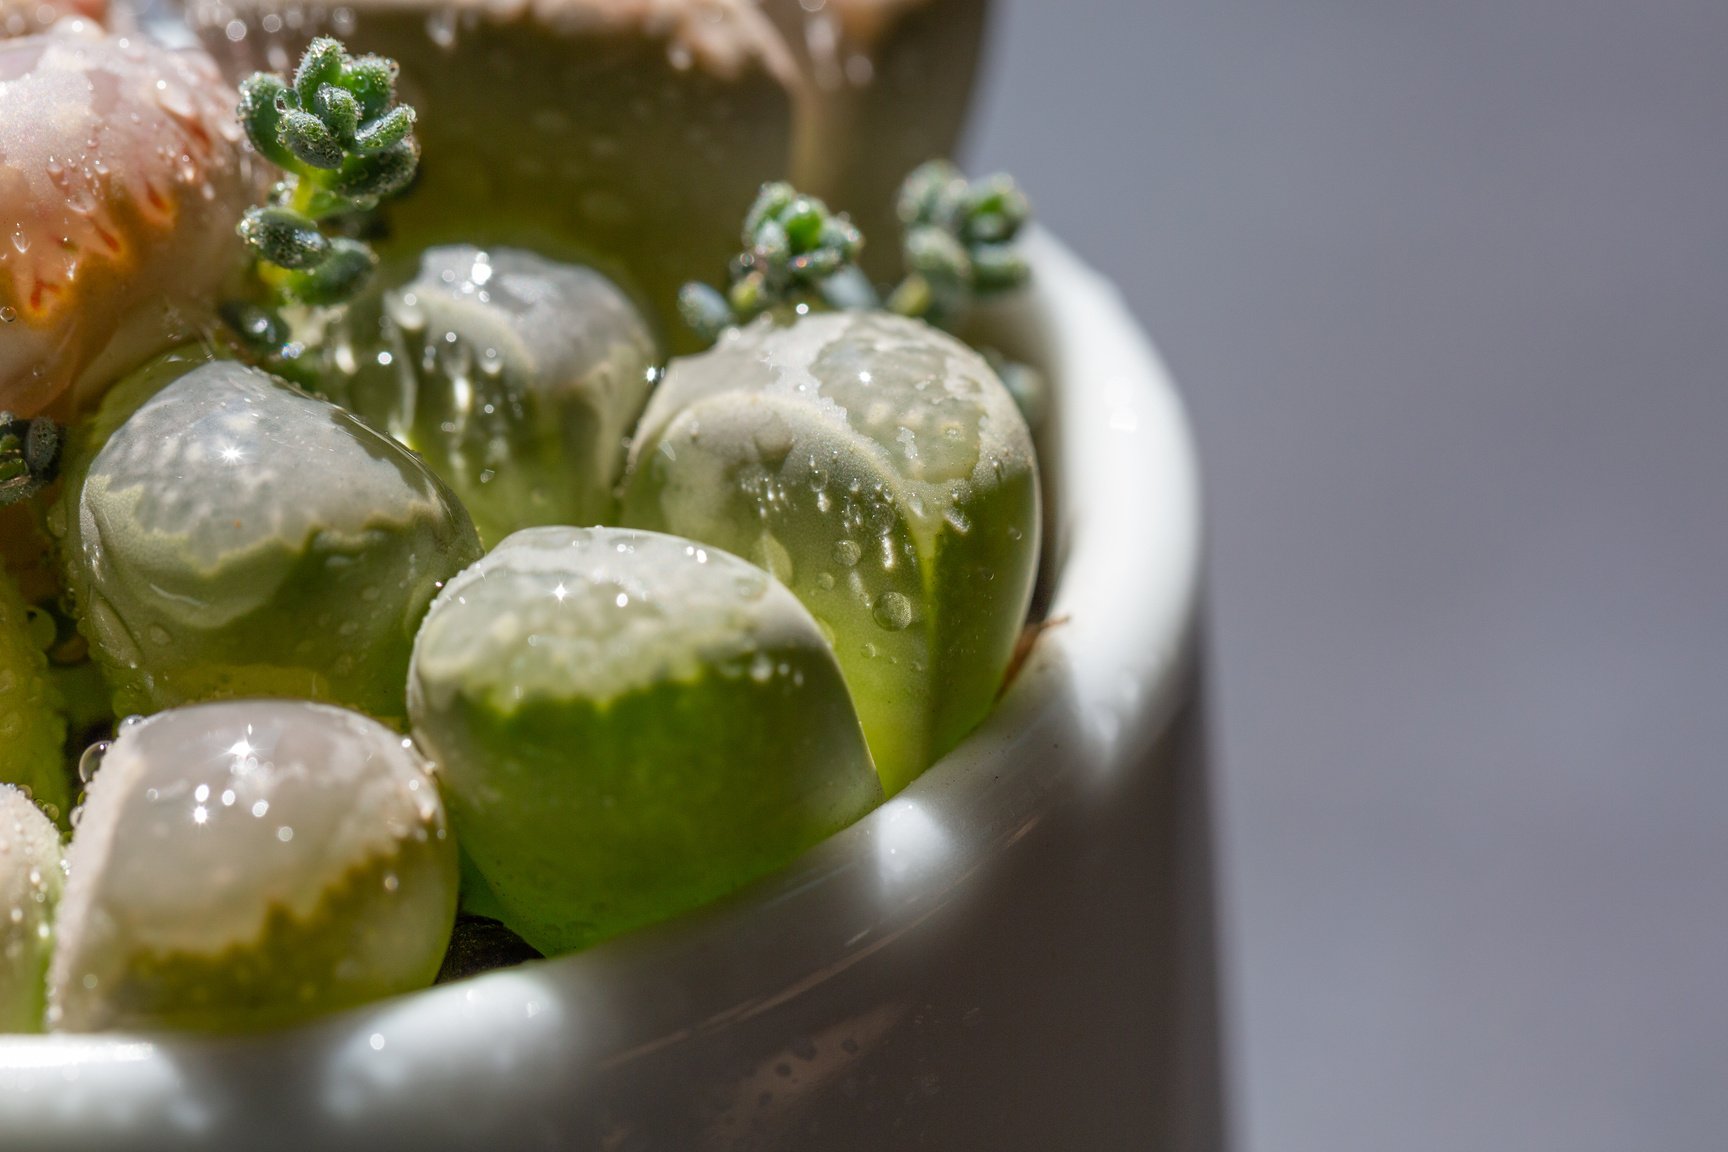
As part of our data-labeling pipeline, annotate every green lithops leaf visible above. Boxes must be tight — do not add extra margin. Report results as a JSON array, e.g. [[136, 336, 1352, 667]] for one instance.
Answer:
[[340, 246, 656, 548], [0, 568, 67, 824], [67, 360, 481, 725], [408, 527, 882, 956], [47, 701, 457, 1032], [620, 311, 1041, 795], [0, 785, 63, 1033]]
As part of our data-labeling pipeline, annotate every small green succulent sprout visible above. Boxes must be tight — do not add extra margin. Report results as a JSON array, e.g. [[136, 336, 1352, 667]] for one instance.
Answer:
[[621, 311, 1041, 795], [887, 160, 1032, 328], [345, 246, 657, 548], [0, 566, 68, 824], [47, 700, 457, 1031], [236, 37, 419, 309], [0, 785, 63, 1034], [407, 527, 882, 956], [678, 182, 871, 342], [0, 413, 60, 508], [69, 360, 481, 724]]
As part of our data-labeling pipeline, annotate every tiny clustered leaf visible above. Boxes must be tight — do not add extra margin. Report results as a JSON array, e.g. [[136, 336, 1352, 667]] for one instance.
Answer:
[[235, 37, 420, 310], [679, 160, 1033, 344]]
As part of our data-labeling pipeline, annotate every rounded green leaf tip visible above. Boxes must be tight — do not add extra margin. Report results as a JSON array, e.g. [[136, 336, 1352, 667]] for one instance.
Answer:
[[69, 359, 481, 725], [47, 701, 457, 1032], [408, 527, 882, 956], [621, 311, 1041, 795]]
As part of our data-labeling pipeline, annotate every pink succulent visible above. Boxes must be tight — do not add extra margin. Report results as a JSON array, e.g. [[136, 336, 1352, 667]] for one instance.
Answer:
[[0, 24, 262, 418]]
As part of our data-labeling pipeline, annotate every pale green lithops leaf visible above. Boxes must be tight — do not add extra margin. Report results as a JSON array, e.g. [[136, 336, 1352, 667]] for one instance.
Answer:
[[0, 785, 63, 1033], [0, 566, 67, 823], [353, 245, 656, 546], [47, 700, 457, 1032], [407, 526, 882, 956], [70, 360, 482, 723], [620, 311, 1041, 794]]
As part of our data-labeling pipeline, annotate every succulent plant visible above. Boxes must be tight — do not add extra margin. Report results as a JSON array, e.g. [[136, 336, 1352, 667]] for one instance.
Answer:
[[333, 245, 657, 548], [887, 160, 1032, 328], [0, 567, 67, 823], [408, 527, 882, 955], [678, 182, 869, 342], [0, 785, 63, 1033], [48, 700, 457, 1031], [234, 36, 419, 311], [67, 358, 481, 724], [622, 311, 1040, 795], [0, 27, 260, 423]]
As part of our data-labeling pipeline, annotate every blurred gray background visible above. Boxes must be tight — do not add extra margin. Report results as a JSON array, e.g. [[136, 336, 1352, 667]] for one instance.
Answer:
[[967, 2, 1728, 1150]]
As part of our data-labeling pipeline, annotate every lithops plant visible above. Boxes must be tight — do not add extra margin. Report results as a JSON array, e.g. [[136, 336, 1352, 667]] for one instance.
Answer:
[[0, 26, 260, 421], [67, 359, 482, 723], [621, 310, 1040, 795], [337, 245, 657, 547], [0, 567, 67, 823], [184, 0, 804, 338], [48, 700, 457, 1031], [408, 527, 882, 955], [0, 785, 63, 1033]]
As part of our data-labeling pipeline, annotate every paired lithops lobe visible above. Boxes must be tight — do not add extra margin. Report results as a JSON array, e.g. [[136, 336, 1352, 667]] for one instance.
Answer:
[[0, 27, 260, 419], [184, 0, 803, 342], [621, 310, 1040, 794], [48, 701, 457, 1032], [0, 785, 63, 1033], [408, 526, 881, 956], [0, 566, 67, 823], [331, 245, 657, 547], [70, 360, 482, 723]]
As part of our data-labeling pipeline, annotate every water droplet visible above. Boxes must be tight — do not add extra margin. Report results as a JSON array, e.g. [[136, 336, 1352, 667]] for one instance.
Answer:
[[277, 826, 294, 842], [77, 741, 111, 784], [383, 873, 399, 892], [833, 540, 862, 568], [869, 588, 916, 632], [0, 307, 15, 324]]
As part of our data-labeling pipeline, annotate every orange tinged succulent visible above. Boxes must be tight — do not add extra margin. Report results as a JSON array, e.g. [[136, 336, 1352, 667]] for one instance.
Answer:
[[0, 25, 261, 419]]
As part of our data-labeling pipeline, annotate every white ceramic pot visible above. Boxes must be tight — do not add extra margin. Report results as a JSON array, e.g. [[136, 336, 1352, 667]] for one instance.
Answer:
[[0, 231, 1204, 1151]]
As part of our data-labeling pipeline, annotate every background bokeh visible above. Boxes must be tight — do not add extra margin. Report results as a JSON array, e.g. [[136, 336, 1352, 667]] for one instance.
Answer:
[[968, 2, 1728, 1150]]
